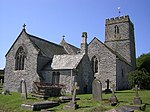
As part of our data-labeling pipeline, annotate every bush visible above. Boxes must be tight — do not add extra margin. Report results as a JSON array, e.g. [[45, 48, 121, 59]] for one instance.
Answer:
[[128, 69, 150, 89]]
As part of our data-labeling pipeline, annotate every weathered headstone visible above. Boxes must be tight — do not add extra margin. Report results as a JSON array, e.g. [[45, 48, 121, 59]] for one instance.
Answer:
[[20, 78, 27, 99], [63, 82, 79, 110], [133, 85, 142, 105], [109, 84, 118, 106], [92, 79, 102, 101], [104, 79, 111, 93]]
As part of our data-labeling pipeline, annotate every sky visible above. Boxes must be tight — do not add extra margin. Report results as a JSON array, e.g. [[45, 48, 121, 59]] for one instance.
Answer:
[[0, 0, 150, 69]]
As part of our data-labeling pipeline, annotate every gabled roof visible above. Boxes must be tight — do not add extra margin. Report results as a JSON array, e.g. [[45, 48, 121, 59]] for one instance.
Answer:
[[27, 34, 67, 58], [89, 37, 132, 66], [5, 29, 25, 57], [51, 54, 84, 70], [5, 29, 67, 58], [60, 38, 80, 54]]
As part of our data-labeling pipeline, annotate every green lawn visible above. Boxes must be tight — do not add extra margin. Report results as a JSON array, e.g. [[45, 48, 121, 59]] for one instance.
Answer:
[[0, 90, 150, 112]]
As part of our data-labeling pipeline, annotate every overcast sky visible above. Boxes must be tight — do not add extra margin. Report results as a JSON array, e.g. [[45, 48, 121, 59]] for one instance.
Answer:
[[0, 0, 150, 69]]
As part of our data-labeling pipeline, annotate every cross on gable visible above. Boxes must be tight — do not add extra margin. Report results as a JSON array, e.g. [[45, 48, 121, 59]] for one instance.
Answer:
[[23, 24, 26, 30], [62, 35, 65, 38]]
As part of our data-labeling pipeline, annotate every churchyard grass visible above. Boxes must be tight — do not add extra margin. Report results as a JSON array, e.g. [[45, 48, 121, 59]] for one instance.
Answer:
[[0, 90, 150, 112]]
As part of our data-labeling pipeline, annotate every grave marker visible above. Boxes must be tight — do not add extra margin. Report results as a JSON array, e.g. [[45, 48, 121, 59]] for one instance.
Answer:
[[20, 78, 27, 99], [104, 79, 111, 93], [109, 84, 118, 106], [92, 79, 102, 101], [63, 82, 79, 110], [133, 85, 142, 105], [21, 101, 59, 111]]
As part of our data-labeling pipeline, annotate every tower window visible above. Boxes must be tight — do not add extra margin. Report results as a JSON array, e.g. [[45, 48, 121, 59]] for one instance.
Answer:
[[52, 72, 60, 84], [91, 56, 98, 73], [15, 46, 26, 70], [115, 25, 119, 34]]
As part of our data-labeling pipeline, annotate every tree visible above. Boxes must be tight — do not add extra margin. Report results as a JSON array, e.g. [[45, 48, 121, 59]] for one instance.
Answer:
[[128, 53, 150, 89], [128, 69, 150, 89], [136, 53, 150, 72]]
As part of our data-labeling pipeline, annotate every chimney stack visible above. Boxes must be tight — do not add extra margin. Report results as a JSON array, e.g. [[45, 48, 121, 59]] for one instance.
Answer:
[[80, 32, 88, 54]]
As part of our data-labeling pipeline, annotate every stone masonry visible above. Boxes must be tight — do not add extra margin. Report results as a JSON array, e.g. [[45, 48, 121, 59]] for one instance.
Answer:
[[4, 15, 136, 93]]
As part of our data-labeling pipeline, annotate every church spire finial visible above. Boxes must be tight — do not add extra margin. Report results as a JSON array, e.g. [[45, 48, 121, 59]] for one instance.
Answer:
[[23, 24, 26, 30]]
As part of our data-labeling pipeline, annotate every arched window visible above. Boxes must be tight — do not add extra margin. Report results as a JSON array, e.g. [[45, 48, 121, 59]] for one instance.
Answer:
[[115, 25, 119, 35], [52, 72, 60, 84], [15, 46, 26, 70], [91, 56, 98, 73]]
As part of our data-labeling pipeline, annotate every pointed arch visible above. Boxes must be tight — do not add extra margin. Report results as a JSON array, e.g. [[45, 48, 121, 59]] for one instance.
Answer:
[[15, 46, 26, 70], [91, 55, 99, 73]]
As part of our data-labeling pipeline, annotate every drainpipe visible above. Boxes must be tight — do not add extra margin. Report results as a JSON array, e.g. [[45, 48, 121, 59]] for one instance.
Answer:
[[70, 69, 73, 94]]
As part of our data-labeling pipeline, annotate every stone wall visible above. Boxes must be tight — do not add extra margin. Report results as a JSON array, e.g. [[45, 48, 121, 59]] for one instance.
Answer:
[[116, 58, 132, 90], [105, 15, 136, 68], [88, 38, 116, 90], [41, 70, 72, 94], [41, 54, 93, 94], [4, 31, 40, 92], [105, 40, 131, 64], [75, 54, 94, 94]]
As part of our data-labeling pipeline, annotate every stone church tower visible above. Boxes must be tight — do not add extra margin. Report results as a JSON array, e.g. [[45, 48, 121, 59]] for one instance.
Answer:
[[105, 16, 136, 68], [88, 15, 136, 90]]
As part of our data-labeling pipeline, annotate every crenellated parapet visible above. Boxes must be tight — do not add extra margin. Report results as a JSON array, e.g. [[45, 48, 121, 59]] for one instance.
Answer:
[[106, 15, 130, 25]]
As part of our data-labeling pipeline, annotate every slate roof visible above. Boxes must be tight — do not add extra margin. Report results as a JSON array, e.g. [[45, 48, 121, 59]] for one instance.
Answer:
[[51, 54, 84, 70], [60, 38, 80, 54], [27, 33, 67, 58], [89, 37, 132, 66], [5, 29, 67, 58]]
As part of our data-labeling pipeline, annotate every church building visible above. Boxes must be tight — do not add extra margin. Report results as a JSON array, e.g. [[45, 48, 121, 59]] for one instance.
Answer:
[[4, 15, 136, 94]]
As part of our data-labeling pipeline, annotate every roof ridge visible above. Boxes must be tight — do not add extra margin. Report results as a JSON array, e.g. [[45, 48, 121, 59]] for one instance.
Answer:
[[66, 42, 80, 50], [27, 33, 64, 48], [89, 37, 131, 66], [60, 38, 80, 50]]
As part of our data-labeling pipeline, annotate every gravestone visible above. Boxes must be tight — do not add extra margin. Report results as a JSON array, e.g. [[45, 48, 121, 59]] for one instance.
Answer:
[[20, 78, 27, 99], [63, 82, 79, 110], [92, 79, 102, 101], [109, 84, 118, 106], [59, 96, 80, 103], [104, 79, 111, 93], [21, 101, 59, 111], [133, 85, 142, 105]]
